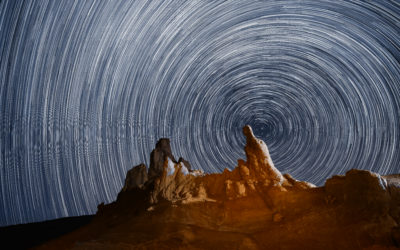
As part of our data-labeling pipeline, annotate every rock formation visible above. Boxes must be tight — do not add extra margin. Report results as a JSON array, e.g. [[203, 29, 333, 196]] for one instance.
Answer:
[[122, 163, 148, 191], [242, 125, 284, 186], [148, 138, 176, 179], [37, 126, 400, 250]]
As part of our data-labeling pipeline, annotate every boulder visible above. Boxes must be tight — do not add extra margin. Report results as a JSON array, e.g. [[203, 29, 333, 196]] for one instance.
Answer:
[[122, 163, 148, 191]]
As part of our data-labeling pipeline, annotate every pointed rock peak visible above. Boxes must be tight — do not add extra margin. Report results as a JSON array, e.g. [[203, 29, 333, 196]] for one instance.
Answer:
[[242, 125, 284, 186], [243, 125, 255, 140]]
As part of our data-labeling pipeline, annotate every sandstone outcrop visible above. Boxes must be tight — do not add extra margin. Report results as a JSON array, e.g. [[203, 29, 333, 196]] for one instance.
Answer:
[[122, 163, 148, 191], [148, 138, 176, 179], [37, 126, 400, 250]]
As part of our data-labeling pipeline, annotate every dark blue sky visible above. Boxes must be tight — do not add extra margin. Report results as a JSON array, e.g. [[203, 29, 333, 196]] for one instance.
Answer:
[[1, 0, 400, 226]]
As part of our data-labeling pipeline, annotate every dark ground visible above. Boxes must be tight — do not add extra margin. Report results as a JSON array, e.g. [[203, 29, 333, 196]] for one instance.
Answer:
[[0, 215, 94, 249]]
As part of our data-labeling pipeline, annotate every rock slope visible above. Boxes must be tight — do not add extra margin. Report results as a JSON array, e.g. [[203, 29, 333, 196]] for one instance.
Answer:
[[37, 126, 400, 250]]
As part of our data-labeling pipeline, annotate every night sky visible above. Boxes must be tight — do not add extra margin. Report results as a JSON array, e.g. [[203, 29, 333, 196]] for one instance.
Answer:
[[1, 0, 400, 226]]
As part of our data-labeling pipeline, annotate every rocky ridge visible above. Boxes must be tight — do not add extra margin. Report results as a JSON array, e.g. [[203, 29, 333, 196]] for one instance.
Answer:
[[38, 125, 400, 250], [120, 125, 315, 206]]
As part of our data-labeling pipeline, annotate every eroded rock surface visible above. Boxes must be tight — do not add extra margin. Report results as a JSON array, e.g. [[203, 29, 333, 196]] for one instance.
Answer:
[[148, 138, 176, 179], [122, 163, 148, 191], [37, 125, 400, 250]]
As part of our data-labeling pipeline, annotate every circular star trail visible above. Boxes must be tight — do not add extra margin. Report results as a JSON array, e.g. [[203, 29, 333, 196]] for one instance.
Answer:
[[1, 0, 400, 226]]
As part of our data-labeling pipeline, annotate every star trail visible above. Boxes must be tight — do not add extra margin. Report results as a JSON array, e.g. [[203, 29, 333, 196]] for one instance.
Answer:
[[1, 0, 400, 226]]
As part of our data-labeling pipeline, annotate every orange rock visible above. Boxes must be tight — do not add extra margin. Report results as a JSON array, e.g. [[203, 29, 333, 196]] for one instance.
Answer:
[[36, 126, 400, 250]]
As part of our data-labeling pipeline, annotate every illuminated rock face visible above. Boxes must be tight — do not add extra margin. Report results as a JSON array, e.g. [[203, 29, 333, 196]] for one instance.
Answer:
[[37, 126, 400, 250], [242, 125, 284, 186], [128, 125, 314, 205]]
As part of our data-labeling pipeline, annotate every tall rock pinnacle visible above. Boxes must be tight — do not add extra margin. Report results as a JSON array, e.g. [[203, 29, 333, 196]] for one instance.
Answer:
[[148, 138, 176, 180], [242, 125, 284, 186]]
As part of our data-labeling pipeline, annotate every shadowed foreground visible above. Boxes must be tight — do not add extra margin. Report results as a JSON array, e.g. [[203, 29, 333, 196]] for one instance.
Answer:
[[0, 216, 93, 249]]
